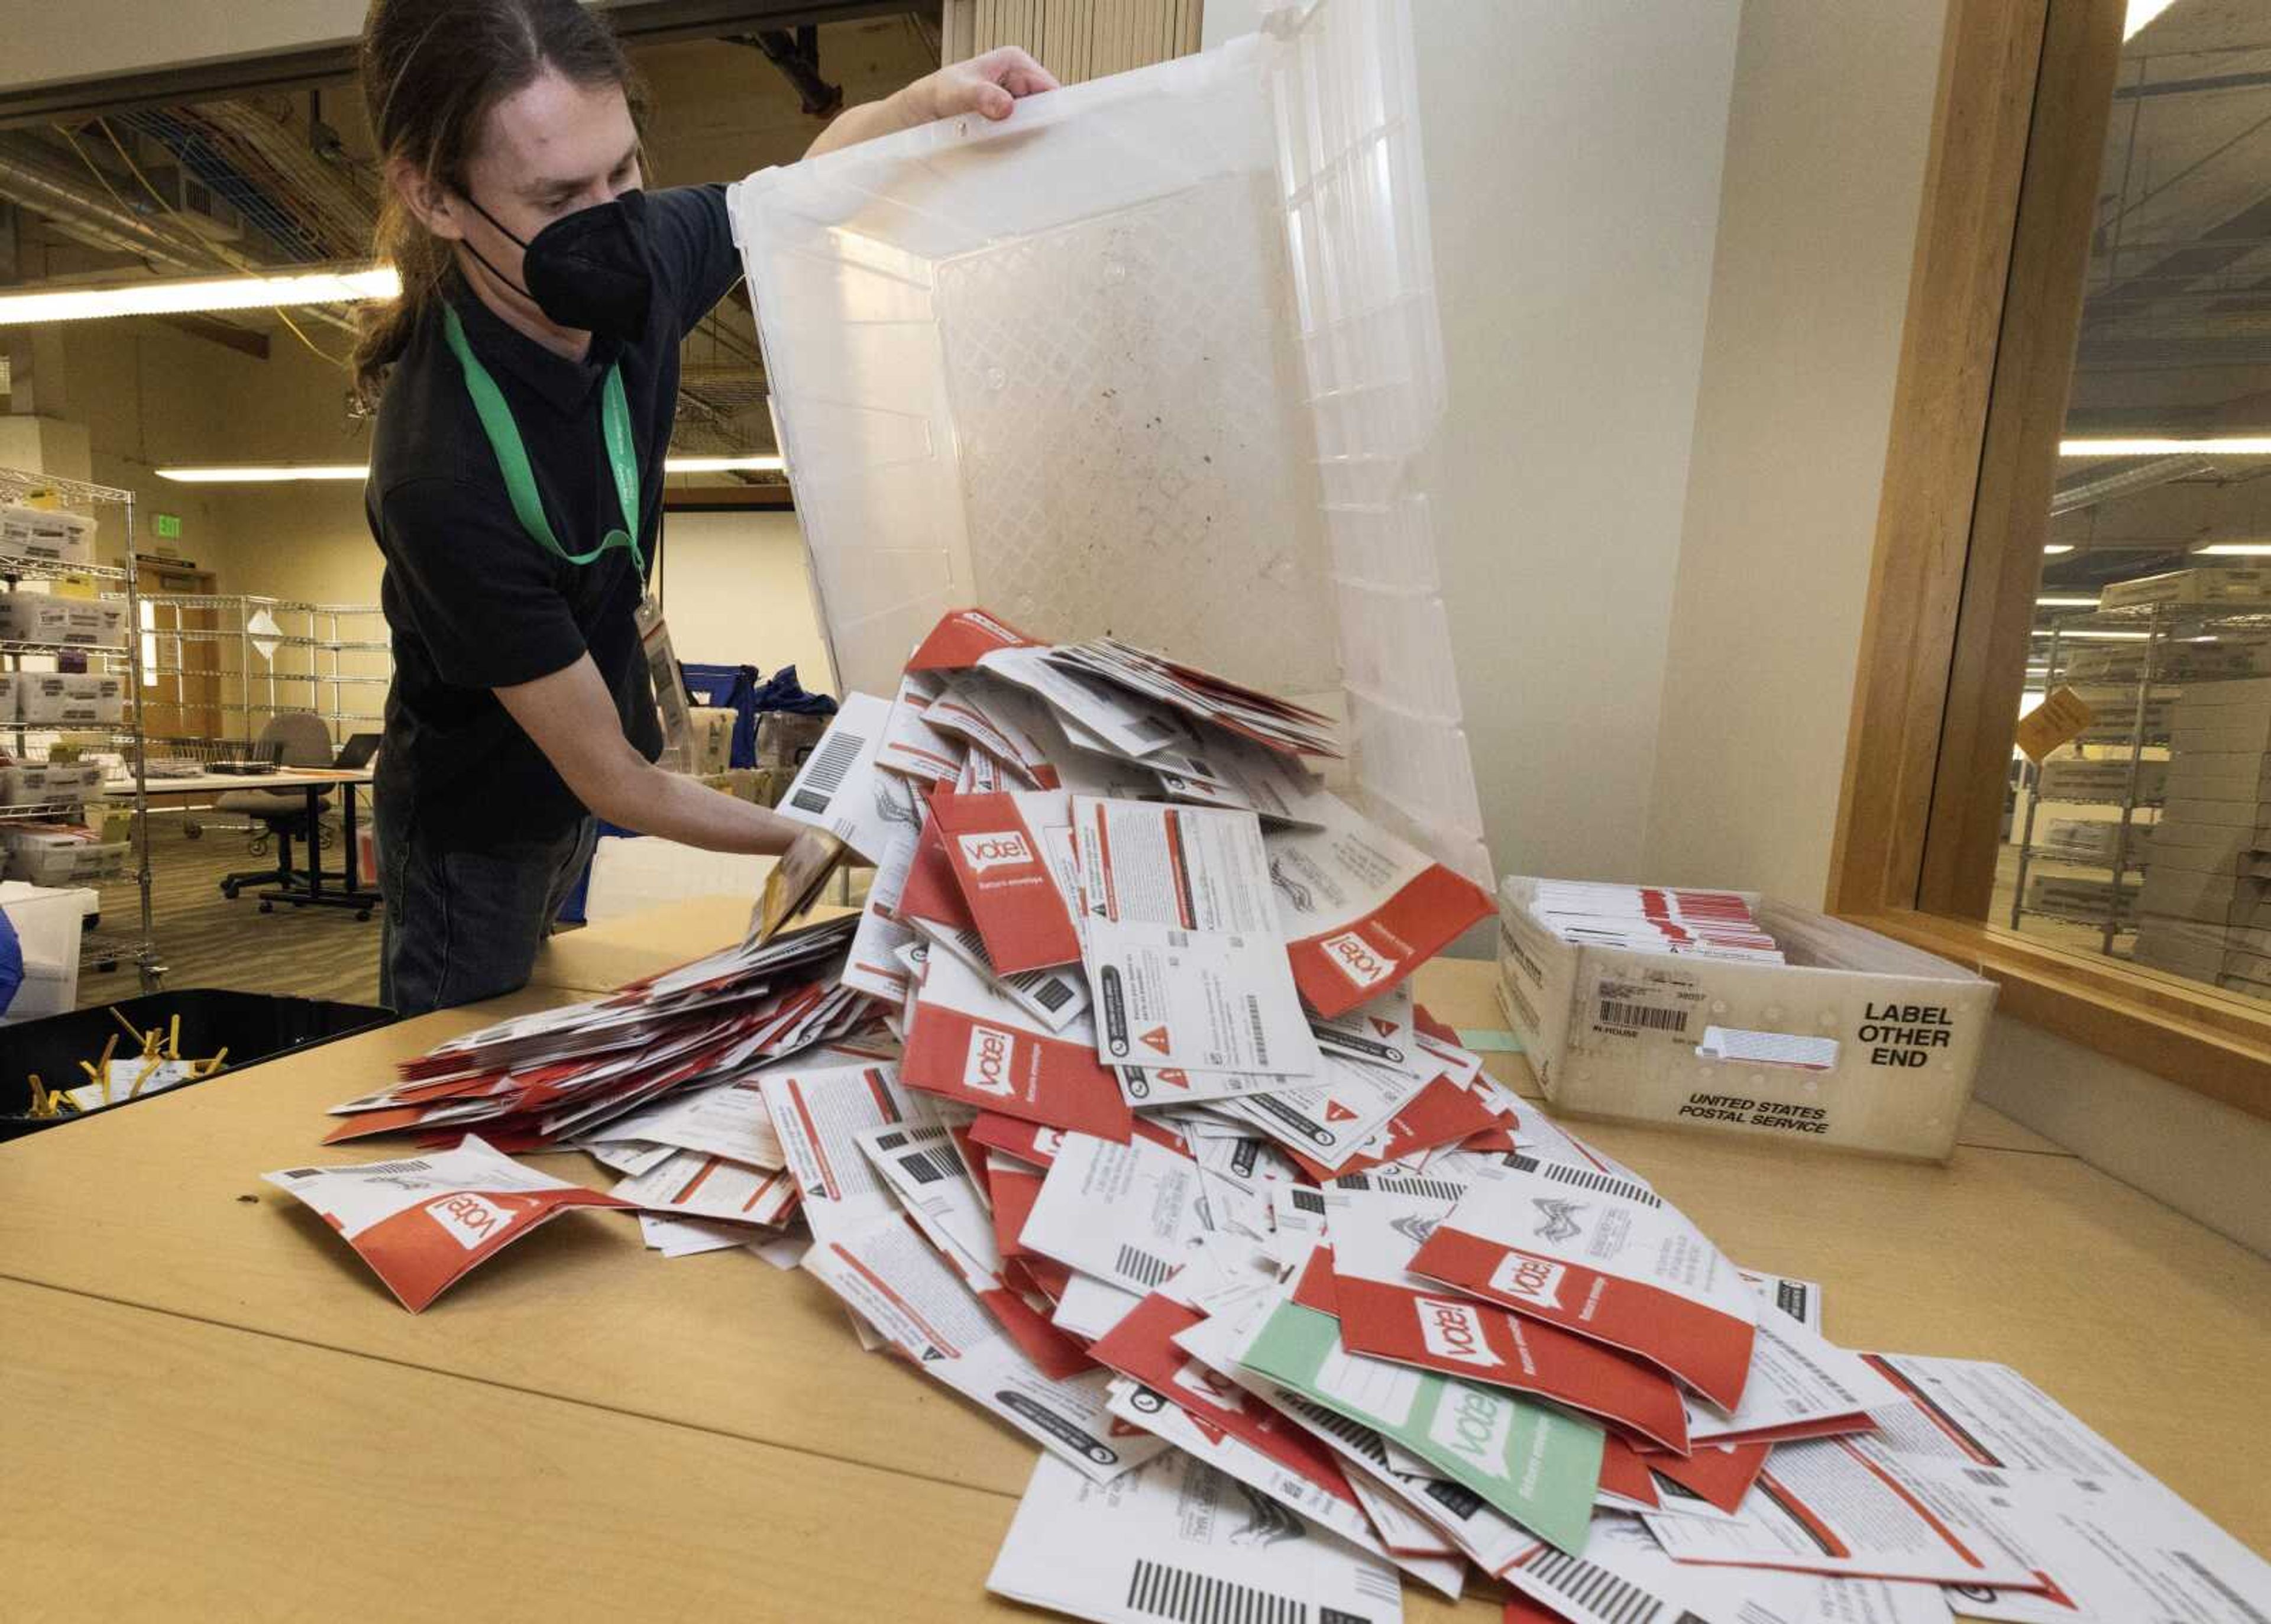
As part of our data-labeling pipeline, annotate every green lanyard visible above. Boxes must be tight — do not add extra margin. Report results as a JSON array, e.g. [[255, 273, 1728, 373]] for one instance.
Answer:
[[443, 303, 645, 571]]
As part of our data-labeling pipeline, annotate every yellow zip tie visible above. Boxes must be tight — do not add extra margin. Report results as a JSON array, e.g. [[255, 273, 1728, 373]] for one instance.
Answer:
[[108, 1006, 143, 1044], [199, 1048, 229, 1078], [98, 1034, 119, 1073], [168, 1015, 182, 1060], [128, 1057, 164, 1100]]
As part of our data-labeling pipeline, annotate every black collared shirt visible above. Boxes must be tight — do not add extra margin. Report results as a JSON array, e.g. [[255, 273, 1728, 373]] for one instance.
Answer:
[[368, 184, 738, 848]]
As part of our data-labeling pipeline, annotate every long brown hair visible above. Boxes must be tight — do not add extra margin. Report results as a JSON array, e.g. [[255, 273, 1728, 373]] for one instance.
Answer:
[[352, 0, 643, 406]]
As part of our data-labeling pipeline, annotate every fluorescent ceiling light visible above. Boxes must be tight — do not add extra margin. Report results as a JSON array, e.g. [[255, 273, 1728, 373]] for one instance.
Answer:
[[2192, 542, 2271, 556], [0, 266, 400, 326], [2030, 629, 2150, 640], [2036, 595, 2098, 607], [659, 455, 786, 474], [156, 465, 368, 483], [2124, 0, 2177, 38], [2060, 435, 2271, 458], [158, 454, 786, 483], [2043, 544, 2075, 555]]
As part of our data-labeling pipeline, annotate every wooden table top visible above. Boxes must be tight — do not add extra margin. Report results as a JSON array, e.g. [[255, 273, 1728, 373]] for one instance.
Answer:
[[2, 898, 2263, 1622]]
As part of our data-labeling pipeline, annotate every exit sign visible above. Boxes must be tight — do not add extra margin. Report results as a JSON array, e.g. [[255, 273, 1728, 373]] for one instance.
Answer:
[[153, 513, 182, 539]]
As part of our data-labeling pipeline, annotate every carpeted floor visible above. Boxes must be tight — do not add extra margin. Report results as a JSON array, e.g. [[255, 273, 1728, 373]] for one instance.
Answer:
[[77, 802, 386, 1010]]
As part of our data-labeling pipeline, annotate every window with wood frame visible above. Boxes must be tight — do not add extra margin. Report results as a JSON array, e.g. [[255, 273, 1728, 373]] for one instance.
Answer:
[[1833, 0, 2271, 1121]]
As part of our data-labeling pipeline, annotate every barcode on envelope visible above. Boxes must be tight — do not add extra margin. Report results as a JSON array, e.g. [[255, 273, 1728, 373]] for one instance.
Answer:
[[1334, 1173, 1466, 1204], [1516, 1548, 1664, 1624], [897, 1148, 957, 1185], [1507, 1154, 1661, 1208], [1596, 998, 1688, 1034], [790, 729, 863, 814], [1283, 1394, 1389, 1466], [1127, 1558, 1305, 1624], [1243, 997, 1269, 1066], [1028, 977, 1074, 1011], [308, 1158, 431, 1177], [1115, 1243, 1173, 1288]]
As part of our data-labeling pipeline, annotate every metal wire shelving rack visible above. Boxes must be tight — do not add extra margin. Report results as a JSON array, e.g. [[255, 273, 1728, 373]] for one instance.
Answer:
[[0, 468, 160, 990], [131, 594, 388, 750]]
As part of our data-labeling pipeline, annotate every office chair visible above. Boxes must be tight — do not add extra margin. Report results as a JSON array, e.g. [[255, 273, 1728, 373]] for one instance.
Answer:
[[216, 713, 337, 903]]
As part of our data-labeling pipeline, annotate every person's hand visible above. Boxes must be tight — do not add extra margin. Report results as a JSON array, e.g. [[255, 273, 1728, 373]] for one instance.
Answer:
[[804, 47, 1059, 160], [895, 47, 1059, 125]]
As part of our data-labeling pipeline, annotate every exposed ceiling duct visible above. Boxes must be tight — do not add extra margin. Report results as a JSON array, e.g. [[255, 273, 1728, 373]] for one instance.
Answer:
[[0, 127, 360, 334], [0, 130, 212, 271], [2047, 453, 2217, 515]]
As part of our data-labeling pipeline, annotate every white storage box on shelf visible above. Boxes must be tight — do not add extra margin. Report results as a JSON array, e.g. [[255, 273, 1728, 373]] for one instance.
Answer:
[[0, 826, 126, 887], [17, 673, 125, 727], [729, 0, 1485, 881], [0, 503, 96, 568], [0, 593, 128, 648], [1494, 877, 1998, 1162], [0, 879, 96, 1024], [2, 759, 105, 807]]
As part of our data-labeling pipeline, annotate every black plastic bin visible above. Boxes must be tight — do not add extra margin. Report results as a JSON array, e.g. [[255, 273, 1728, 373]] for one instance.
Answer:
[[2, 990, 393, 1141]]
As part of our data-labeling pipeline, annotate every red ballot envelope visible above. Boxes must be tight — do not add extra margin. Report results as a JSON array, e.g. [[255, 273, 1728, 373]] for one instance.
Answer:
[[901, 951, 1133, 1141], [905, 606, 1040, 672], [1322, 1186, 1692, 1452], [931, 789, 1083, 973], [1411, 1156, 1758, 1410], [262, 1136, 632, 1312]]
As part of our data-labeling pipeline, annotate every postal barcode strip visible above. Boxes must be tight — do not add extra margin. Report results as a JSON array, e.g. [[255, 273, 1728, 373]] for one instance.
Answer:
[[1518, 1547, 1664, 1624], [1335, 1173, 1466, 1203], [1282, 1393, 1390, 1466], [1507, 1154, 1662, 1208], [897, 1148, 957, 1185], [1028, 976, 1074, 1011], [1243, 996, 1269, 1067], [315, 1158, 432, 1177], [1289, 1187, 1327, 1214], [1596, 999, 1688, 1033], [1127, 1557, 1306, 1624], [1115, 1243, 1173, 1289], [790, 730, 864, 814]]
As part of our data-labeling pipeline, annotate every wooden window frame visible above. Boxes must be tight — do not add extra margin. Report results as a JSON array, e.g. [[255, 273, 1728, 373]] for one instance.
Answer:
[[1830, 0, 2271, 1122]]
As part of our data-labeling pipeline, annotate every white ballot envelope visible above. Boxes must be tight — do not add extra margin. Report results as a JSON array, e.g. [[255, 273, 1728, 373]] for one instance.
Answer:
[[986, 1452, 1405, 1624]]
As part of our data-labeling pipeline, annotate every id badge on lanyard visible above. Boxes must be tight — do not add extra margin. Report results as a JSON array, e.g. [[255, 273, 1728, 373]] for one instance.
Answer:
[[444, 303, 644, 571]]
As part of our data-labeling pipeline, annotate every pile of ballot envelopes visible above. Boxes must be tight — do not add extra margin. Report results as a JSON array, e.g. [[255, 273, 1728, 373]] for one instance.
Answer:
[[271, 609, 2270, 1624]]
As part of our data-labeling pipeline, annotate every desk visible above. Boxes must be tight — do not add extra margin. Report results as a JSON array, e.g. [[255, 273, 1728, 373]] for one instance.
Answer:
[[2, 900, 2264, 1621], [119, 766, 380, 918]]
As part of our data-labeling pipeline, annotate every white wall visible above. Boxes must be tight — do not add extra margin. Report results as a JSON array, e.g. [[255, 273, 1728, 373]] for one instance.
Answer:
[[653, 508, 837, 695], [1641, 0, 1949, 902]]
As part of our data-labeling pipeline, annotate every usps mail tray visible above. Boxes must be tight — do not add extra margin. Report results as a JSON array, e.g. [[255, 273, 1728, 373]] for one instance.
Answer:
[[1493, 876, 1997, 1162]]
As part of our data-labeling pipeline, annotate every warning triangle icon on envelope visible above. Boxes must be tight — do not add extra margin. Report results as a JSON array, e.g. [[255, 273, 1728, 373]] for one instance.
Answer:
[[1324, 1099, 1357, 1122]]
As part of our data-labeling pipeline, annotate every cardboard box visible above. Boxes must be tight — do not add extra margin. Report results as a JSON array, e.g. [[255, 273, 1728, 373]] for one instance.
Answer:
[[2034, 757, 2166, 803], [1494, 877, 1995, 1162], [17, 672, 125, 727], [0, 594, 128, 648], [0, 826, 126, 886], [703, 768, 777, 807], [2098, 565, 2271, 610], [688, 706, 735, 775], [756, 711, 830, 776], [0, 503, 96, 567]]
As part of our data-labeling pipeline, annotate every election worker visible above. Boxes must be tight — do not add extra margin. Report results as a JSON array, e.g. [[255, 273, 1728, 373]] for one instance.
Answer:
[[354, 0, 1054, 1011]]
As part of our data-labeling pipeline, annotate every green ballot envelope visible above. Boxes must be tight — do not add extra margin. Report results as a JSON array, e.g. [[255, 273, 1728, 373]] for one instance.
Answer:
[[1236, 1296, 1604, 1555]]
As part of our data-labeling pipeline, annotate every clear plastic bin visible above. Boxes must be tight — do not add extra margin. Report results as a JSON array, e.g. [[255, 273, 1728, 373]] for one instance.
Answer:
[[0, 880, 95, 1025], [730, 0, 1486, 882]]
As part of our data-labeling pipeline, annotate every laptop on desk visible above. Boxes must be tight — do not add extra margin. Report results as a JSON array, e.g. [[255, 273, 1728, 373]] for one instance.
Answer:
[[334, 733, 381, 772]]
